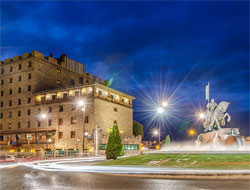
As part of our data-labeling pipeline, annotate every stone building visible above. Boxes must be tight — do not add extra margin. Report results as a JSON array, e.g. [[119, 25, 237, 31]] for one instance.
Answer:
[[0, 51, 140, 156]]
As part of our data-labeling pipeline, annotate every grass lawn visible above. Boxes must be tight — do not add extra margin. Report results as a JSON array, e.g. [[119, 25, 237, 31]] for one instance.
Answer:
[[96, 154, 250, 169]]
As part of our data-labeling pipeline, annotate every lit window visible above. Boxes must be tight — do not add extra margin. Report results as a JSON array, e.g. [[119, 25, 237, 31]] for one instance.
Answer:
[[59, 132, 63, 139], [56, 68, 61, 73], [71, 117, 76, 124], [57, 80, 61, 85]]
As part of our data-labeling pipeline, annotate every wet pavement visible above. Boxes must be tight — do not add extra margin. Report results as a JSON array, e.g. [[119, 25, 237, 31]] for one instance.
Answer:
[[1, 164, 249, 190]]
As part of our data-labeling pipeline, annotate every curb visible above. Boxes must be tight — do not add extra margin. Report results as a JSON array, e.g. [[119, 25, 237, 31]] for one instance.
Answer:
[[99, 172, 250, 180]]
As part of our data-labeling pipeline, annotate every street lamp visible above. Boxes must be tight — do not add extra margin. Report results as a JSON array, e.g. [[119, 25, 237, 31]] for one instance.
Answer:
[[162, 101, 168, 107], [41, 113, 49, 151], [156, 106, 164, 148], [199, 113, 205, 119], [78, 100, 86, 155]]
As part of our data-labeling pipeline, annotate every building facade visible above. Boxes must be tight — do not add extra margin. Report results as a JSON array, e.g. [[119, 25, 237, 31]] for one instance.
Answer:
[[0, 51, 140, 156]]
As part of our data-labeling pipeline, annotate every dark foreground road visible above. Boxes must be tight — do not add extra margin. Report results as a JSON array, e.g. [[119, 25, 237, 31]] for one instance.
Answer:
[[0, 165, 249, 190]]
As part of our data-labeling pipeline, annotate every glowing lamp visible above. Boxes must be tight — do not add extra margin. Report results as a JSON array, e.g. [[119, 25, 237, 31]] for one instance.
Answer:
[[41, 114, 47, 119], [78, 100, 84, 107], [157, 107, 164, 114], [162, 101, 168, 107], [199, 113, 205, 119]]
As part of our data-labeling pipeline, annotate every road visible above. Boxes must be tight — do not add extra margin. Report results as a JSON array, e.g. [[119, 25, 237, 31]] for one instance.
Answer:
[[0, 159, 249, 190]]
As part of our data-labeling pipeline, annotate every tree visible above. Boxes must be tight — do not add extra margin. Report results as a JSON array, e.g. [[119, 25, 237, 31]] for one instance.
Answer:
[[133, 120, 144, 139], [105, 124, 123, 159], [165, 135, 171, 145]]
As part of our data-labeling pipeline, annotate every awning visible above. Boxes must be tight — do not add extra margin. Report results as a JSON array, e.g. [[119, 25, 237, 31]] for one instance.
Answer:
[[0, 128, 57, 135]]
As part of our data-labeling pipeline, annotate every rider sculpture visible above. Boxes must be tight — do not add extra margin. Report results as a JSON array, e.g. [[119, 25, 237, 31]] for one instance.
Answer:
[[203, 99, 231, 132]]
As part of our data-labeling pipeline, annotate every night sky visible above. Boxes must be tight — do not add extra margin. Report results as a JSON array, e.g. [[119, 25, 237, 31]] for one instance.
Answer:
[[1, 1, 249, 140]]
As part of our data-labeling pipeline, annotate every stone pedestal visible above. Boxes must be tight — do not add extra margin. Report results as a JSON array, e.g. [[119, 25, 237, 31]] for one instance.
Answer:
[[196, 128, 245, 147]]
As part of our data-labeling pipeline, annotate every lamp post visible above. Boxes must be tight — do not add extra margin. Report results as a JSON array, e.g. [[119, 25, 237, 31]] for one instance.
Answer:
[[78, 100, 86, 155], [157, 106, 164, 147], [156, 101, 168, 148]]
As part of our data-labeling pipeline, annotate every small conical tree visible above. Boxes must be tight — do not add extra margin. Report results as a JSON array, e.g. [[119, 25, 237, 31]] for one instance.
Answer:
[[165, 135, 171, 145], [106, 124, 122, 159]]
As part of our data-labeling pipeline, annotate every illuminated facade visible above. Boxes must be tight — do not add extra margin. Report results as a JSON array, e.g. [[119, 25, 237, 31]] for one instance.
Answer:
[[0, 51, 140, 156]]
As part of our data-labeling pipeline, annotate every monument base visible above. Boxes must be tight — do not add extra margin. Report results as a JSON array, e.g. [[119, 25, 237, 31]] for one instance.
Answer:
[[196, 128, 245, 147]]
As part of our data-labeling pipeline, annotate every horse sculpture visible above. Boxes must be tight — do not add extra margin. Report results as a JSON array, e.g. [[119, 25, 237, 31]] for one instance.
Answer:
[[203, 101, 231, 132]]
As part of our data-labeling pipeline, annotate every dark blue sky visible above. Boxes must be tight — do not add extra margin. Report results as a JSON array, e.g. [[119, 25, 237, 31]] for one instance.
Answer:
[[1, 1, 249, 139]]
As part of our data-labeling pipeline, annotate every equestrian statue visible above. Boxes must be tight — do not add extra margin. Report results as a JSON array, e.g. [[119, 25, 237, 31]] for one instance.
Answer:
[[203, 99, 231, 132]]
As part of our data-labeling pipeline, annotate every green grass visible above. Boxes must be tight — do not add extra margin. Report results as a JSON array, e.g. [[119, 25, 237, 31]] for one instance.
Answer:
[[96, 154, 250, 170]]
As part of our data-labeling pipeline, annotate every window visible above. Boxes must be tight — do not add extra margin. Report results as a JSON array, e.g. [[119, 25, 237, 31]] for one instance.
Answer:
[[79, 77, 83, 84], [18, 122, 21, 129], [9, 89, 12, 95], [18, 87, 21, 93], [0, 124, 2, 130], [0, 113, 3, 119], [114, 120, 117, 124], [0, 102, 3, 108], [71, 131, 75, 138], [52, 95, 56, 100], [58, 118, 63, 125], [18, 64, 22, 70], [18, 111, 21, 117], [9, 78, 13, 83], [48, 119, 52, 126], [98, 90, 102, 95], [56, 68, 61, 73], [59, 105, 63, 112], [18, 99, 21, 105], [9, 100, 12, 106], [28, 73, 31, 79], [27, 97, 31, 103], [38, 108, 41, 113], [71, 117, 76, 124], [1, 80, 3, 85], [1, 69, 4, 74], [28, 62, 32, 67], [37, 121, 41, 127], [18, 76, 22, 81], [100, 144, 107, 150], [63, 93, 67, 98], [57, 80, 61, 85], [84, 116, 89, 123], [75, 91, 80, 96], [26, 134, 32, 140], [9, 112, 12, 118], [0, 91, 3, 96], [48, 107, 52, 113], [28, 85, 31, 91], [114, 108, 118, 112], [10, 67, 13, 72], [8, 123, 11, 130], [86, 80, 89, 84], [70, 79, 75, 86], [27, 109, 31, 116], [27, 121, 31, 128], [59, 132, 63, 139]]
